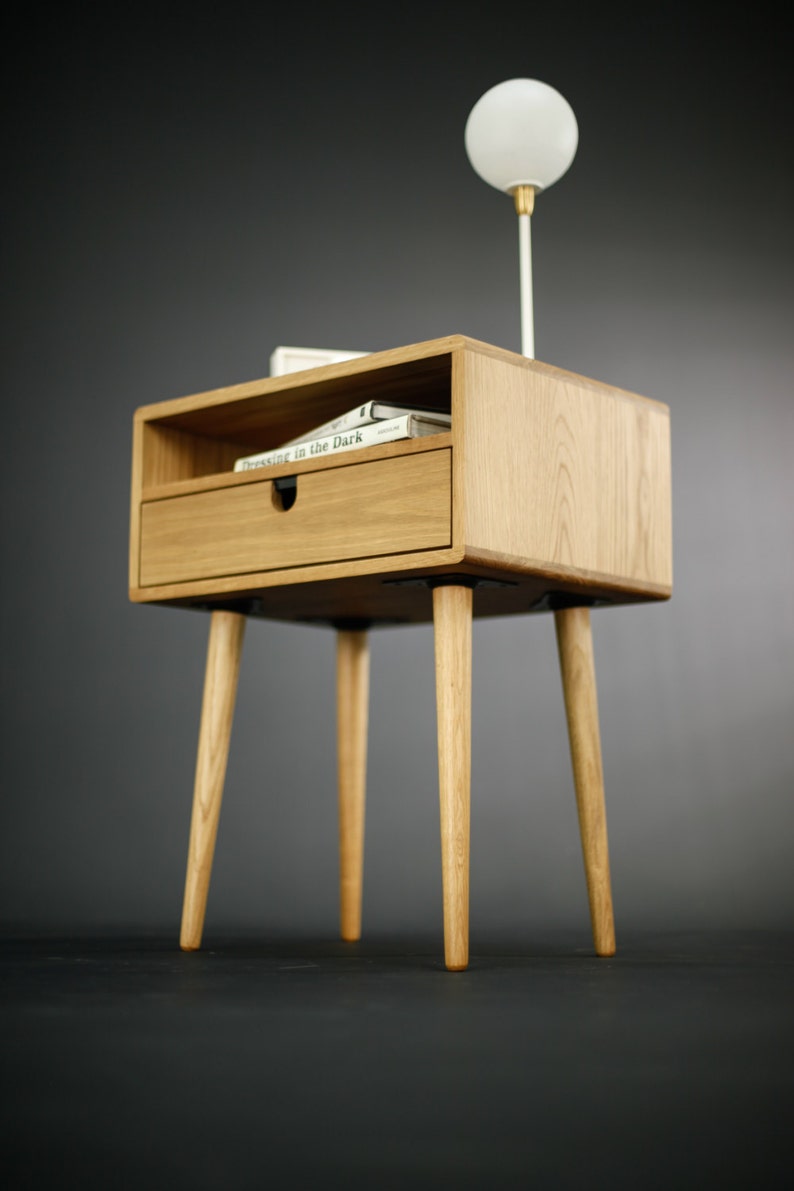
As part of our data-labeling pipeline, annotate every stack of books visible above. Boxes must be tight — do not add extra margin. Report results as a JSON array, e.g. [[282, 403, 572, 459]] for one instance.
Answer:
[[233, 401, 451, 472]]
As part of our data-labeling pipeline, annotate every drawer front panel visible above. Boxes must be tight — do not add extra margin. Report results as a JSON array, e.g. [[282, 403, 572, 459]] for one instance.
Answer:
[[139, 449, 451, 587]]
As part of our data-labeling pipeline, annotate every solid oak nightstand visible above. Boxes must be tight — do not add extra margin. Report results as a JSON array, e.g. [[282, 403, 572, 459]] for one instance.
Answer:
[[129, 335, 672, 970]]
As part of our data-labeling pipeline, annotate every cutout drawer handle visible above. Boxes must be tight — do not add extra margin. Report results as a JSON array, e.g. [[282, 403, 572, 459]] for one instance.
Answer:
[[272, 475, 298, 511]]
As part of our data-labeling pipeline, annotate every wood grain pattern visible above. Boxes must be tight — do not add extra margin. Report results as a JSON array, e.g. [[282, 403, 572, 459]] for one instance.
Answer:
[[132, 334, 664, 431], [450, 350, 467, 559], [128, 415, 144, 592], [554, 606, 616, 956], [180, 611, 246, 951], [460, 348, 672, 595], [131, 335, 672, 617], [141, 424, 244, 490], [130, 556, 666, 626], [139, 450, 451, 588], [337, 630, 369, 942], [134, 337, 458, 453], [141, 432, 452, 502], [129, 546, 465, 607], [433, 585, 472, 972]]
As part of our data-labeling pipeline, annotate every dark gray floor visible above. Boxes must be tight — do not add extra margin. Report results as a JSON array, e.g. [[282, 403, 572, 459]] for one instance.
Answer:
[[2, 930, 792, 1189]]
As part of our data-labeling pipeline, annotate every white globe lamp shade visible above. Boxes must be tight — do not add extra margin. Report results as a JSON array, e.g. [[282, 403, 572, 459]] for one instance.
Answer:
[[464, 78, 578, 195]]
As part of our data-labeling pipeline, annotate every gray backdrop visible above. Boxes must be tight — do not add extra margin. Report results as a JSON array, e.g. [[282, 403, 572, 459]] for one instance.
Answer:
[[2, 6, 792, 941]]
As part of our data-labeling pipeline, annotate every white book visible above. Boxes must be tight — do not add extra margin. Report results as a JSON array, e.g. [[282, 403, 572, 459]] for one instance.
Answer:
[[233, 413, 451, 473], [283, 400, 451, 446], [269, 345, 369, 377]]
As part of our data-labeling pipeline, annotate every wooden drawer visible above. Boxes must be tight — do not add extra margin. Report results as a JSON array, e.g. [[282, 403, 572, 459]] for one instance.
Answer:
[[139, 448, 451, 587]]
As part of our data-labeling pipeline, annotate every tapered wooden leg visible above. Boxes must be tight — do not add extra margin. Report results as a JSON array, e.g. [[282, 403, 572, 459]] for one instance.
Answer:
[[433, 585, 472, 972], [554, 606, 616, 957], [180, 610, 246, 951], [337, 629, 369, 942]]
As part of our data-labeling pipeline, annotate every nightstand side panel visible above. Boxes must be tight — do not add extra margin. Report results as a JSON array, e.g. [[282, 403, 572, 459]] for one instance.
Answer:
[[459, 350, 672, 596]]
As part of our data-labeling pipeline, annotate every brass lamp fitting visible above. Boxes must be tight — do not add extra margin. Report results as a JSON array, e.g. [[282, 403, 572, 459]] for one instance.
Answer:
[[512, 184, 535, 217]]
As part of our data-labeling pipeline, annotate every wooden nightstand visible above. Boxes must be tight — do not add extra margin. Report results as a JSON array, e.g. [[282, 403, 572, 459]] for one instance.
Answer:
[[130, 335, 672, 970]]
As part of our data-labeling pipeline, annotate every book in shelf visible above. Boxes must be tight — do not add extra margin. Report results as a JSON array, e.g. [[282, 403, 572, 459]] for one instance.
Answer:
[[233, 406, 451, 472], [282, 400, 449, 446]]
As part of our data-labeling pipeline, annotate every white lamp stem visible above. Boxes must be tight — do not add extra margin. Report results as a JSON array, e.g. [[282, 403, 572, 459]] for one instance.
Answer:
[[513, 185, 536, 359], [518, 213, 534, 358]]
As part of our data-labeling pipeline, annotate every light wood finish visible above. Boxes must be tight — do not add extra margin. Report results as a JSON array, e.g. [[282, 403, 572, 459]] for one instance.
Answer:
[[129, 336, 673, 967], [130, 547, 465, 609], [459, 348, 672, 595], [337, 630, 370, 942], [133, 336, 459, 444], [554, 606, 615, 956], [129, 414, 144, 599], [180, 610, 246, 951], [132, 559, 665, 630], [142, 423, 243, 491], [130, 334, 672, 618], [433, 585, 473, 972], [141, 432, 452, 503], [139, 449, 451, 588]]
